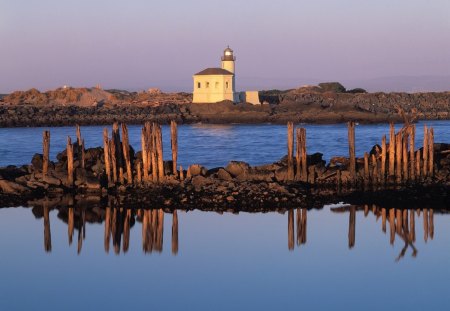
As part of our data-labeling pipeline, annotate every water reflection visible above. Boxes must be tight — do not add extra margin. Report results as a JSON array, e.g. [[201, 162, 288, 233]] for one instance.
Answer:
[[29, 199, 443, 259], [331, 205, 437, 260]]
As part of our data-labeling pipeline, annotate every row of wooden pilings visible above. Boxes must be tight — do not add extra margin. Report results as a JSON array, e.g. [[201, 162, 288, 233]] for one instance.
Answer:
[[42, 121, 180, 187], [285, 121, 435, 186]]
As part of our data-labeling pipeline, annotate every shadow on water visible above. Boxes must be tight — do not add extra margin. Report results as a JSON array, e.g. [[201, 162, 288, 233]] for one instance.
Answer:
[[24, 196, 444, 259]]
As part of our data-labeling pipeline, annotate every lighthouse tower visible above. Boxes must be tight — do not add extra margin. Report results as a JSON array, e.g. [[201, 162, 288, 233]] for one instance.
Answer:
[[221, 46, 235, 74]]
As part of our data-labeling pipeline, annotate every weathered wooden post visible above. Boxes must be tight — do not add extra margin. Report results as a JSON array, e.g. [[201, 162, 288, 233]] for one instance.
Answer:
[[121, 124, 133, 184], [423, 125, 428, 177], [395, 133, 402, 183], [402, 130, 409, 181], [76, 124, 82, 147], [415, 150, 421, 180], [136, 162, 142, 183], [287, 122, 294, 181], [348, 122, 356, 182], [381, 135, 386, 184], [43, 202, 52, 252], [81, 139, 85, 169], [171, 120, 178, 176], [381, 208, 387, 233], [348, 206, 356, 249], [295, 128, 301, 180], [428, 127, 434, 177], [300, 128, 307, 182], [141, 127, 149, 181], [103, 128, 111, 184], [371, 154, 378, 186], [409, 125, 415, 180], [156, 124, 165, 181], [364, 152, 369, 188], [388, 123, 395, 178], [113, 122, 124, 184], [151, 123, 158, 182], [110, 137, 118, 183], [42, 130, 50, 181], [68, 207, 74, 245], [179, 165, 184, 181], [67, 136, 74, 187]]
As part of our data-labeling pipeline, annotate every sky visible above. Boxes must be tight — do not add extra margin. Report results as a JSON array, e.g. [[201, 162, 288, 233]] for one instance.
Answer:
[[1, 0, 450, 93]]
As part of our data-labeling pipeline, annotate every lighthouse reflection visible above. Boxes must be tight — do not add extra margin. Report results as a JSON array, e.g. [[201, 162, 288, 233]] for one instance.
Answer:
[[31, 198, 440, 259]]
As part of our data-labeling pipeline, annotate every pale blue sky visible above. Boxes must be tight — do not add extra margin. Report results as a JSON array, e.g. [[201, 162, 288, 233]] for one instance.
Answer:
[[1, 0, 449, 92]]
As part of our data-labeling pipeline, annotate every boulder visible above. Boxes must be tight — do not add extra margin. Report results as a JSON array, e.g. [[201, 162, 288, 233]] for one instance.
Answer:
[[191, 175, 209, 190], [225, 161, 250, 177], [274, 167, 288, 181], [189, 164, 207, 176], [31, 153, 43, 170], [217, 168, 233, 181], [0, 179, 28, 194]]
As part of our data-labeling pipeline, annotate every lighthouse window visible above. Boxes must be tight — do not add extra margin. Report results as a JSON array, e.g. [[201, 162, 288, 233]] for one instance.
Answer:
[[226, 82, 229, 89], [197, 82, 201, 88], [206, 82, 210, 88]]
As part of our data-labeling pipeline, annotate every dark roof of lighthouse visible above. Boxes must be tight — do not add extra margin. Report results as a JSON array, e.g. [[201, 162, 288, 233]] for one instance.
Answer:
[[194, 68, 233, 76]]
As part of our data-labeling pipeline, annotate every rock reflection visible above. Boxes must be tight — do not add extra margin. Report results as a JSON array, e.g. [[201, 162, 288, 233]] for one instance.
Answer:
[[331, 205, 437, 260]]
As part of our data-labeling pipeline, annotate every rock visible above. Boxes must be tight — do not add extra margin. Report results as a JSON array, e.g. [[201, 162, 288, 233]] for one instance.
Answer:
[[0, 179, 28, 193], [217, 168, 233, 181], [75, 168, 87, 186], [308, 153, 325, 166], [85, 176, 101, 191], [191, 175, 209, 190], [43, 175, 61, 186], [225, 161, 250, 177], [189, 164, 207, 176], [31, 154, 43, 170], [274, 167, 288, 181]]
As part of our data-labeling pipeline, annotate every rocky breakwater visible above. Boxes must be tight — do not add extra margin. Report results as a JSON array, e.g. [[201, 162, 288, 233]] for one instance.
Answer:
[[1, 83, 450, 127], [1, 121, 449, 210]]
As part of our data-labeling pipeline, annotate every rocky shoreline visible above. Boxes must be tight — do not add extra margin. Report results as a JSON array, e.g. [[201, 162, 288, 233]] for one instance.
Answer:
[[0, 86, 449, 127], [1, 121, 449, 211]]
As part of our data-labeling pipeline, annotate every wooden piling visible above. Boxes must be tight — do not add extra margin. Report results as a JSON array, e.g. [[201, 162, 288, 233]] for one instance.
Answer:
[[121, 124, 133, 184], [300, 128, 307, 182], [136, 162, 142, 183], [364, 152, 369, 187], [76, 124, 82, 147], [156, 124, 164, 181], [113, 122, 124, 184], [171, 120, 178, 176], [409, 125, 415, 180], [141, 127, 148, 181], [179, 165, 184, 181], [423, 125, 428, 177], [348, 122, 356, 182], [395, 133, 402, 183], [402, 130, 408, 181], [287, 122, 294, 181], [371, 154, 378, 186], [81, 138, 85, 169], [416, 149, 421, 180], [288, 209, 294, 250], [110, 138, 117, 183], [389, 208, 395, 245], [43, 203, 52, 252], [381, 208, 386, 233], [349, 206, 356, 249], [295, 128, 301, 180], [42, 130, 50, 181], [103, 128, 111, 184], [428, 127, 434, 176], [381, 135, 386, 183], [151, 124, 158, 182], [67, 136, 74, 187], [388, 123, 395, 177]]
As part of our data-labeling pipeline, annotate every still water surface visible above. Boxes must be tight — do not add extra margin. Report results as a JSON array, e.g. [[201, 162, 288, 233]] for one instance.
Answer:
[[0, 121, 449, 310]]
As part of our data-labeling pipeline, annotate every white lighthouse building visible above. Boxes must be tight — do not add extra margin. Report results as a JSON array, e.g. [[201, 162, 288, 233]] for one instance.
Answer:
[[192, 47, 238, 103]]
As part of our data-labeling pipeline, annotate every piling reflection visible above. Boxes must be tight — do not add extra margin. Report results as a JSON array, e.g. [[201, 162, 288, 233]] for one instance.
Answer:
[[331, 205, 437, 260], [27, 196, 442, 259]]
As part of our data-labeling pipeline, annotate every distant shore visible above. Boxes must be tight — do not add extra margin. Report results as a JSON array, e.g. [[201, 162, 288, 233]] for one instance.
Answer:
[[0, 86, 449, 127]]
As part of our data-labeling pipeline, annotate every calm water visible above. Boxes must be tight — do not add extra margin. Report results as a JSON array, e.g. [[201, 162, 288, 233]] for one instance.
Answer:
[[1, 120, 449, 168], [0, 204, 449, 310], [1, 121, 450, 310]]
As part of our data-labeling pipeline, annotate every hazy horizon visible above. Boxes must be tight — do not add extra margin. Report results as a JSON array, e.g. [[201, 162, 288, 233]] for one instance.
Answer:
[[1, 0, 449, 93]]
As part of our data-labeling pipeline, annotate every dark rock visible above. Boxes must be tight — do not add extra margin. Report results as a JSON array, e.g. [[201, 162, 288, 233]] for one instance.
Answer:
[[31, 154, 43, 170], [225, 161, 250, 177], [217, 168, 233, 181]]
